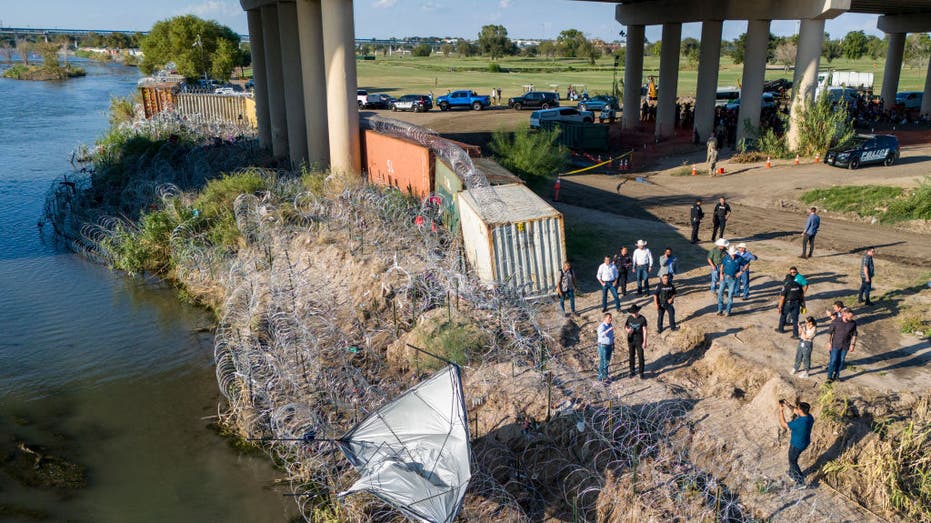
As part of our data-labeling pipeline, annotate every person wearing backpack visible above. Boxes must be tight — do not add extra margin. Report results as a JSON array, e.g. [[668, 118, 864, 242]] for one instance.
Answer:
[[556, 261, 577, 318], [777, 267, 806, 338]]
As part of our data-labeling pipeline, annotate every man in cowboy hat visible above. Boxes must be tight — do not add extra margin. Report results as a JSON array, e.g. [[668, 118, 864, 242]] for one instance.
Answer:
[[624, 303, 649, 379], [717, 245, 744, 317], [707, 238, 728, 293], [632, 239, 653, 295], [735, 242, 758, 299]]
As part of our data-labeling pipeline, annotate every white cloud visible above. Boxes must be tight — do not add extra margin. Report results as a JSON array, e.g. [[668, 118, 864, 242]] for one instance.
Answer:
[[499, 0, 511, 8], [374, 0, 399, 8], [175, 0, 242, 19]]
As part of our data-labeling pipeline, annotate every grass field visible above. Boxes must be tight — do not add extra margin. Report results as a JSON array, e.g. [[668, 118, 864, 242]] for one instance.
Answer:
[[354, 54, 929, 102]]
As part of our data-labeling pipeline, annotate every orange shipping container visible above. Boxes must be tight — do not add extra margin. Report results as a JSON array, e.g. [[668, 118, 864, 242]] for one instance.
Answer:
[[363, 130, 434, 198]]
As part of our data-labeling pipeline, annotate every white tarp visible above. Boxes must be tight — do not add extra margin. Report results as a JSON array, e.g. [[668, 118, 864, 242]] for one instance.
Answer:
[[337, 365, 472, 523]]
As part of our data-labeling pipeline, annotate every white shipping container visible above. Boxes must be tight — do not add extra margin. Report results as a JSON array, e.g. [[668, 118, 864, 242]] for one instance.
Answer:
[[458, 184, 566, 297]]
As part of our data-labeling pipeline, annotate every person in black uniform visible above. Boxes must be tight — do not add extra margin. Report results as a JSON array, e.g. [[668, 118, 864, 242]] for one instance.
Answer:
[[711, 196, 731, 241], [690, 198, 704, 244], [777, 268, 806, 338], [654, 273, 677, 333], [613, 246, 633, 296], [624, 303, 648, 379]]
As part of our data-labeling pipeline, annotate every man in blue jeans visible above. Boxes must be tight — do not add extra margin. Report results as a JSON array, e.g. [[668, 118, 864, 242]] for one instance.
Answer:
[[596, 313, 615, 383], [778, 400, 814, 488], [597, 256, 620, 313], [735, 242, 758, 299], [826, 308, 858, 382], [858, 247, 875, 306], [716, 246, 743, 317], [707, 238, 727, 293]]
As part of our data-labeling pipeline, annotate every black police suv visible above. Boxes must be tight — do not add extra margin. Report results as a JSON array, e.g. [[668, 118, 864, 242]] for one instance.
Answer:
[[508, 91, 560, 111], [824, 135, 900, 170]]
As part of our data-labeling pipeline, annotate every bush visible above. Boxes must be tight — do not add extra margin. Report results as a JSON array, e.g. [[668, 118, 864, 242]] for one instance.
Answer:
[[801, 179, 931, 223], [193, 170, 270, 247], [487, 62, 503, 73], [104, 209, 179, 276], [490, 126, 569, 180], [108, 95, 136, 127], [793, 92, 855, 157]]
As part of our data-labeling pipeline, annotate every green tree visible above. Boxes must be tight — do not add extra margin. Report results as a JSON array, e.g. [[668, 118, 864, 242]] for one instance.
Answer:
[[140, 15, 242, 81], [578, 38, 602, 65], [841, 30, 868, 60], [35, 42, 60, 70], [822, 38, 842, 64], [412, 43, 432, 57], [650, 40, 662, 57], [866, 35, 886, 60], [456, 38, 475, 57], [477, 25, 511, 60], [210, 38, 239, 81], [556, 28, 585, 57], [440, 42, 453, 57], [539, 40, 556, 60], [681, 36, 700, 66], [729, 32, 778, 65], [905, 33, 931, 69]]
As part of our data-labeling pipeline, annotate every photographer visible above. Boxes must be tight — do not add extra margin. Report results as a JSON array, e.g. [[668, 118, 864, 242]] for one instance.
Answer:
[[777, 399, 814, 488]]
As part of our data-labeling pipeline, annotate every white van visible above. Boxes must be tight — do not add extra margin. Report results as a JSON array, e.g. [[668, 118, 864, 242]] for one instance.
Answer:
[[530, 107, 594, 129], [716, 87, 740, 107]]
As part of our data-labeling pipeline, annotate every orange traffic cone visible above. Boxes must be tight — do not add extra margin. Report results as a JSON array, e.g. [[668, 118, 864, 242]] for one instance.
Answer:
[[795, 154, 800, 166], [814, 153, 820, 163], [553, 175, 561, 201], [691, 164, 697, 176], [765, 157, 772, 168]]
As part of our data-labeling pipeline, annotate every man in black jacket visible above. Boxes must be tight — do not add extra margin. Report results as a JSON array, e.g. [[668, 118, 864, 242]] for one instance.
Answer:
[[690, 199, 704, 244], [711, 196, 731, 241]]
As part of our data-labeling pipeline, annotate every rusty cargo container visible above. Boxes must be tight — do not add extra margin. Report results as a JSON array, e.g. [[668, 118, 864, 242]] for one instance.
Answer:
[[435, 157, 524, 239], [458, 183, 566, 297], [363, 130, 434, 198]]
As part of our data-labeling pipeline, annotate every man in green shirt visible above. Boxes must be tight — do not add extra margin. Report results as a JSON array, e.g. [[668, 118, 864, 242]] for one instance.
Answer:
[[707, 238, 727, 293]]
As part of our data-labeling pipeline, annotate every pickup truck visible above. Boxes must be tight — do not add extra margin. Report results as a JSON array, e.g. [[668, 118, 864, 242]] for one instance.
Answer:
[[436, 90, 491, 111]]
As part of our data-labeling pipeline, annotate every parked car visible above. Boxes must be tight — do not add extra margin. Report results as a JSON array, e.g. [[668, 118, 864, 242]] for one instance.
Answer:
[[214, 87, 235, 95], [244, 79, 255, 91], [725, 92, 776, 111], [715, 87, 740, 107], [577, 95, 617, 112], [824, 134, 900, 170], [530, 107, 594, 129], [896, 91, 923, 110], [357, 89, 368, 107], [361, 94, 393, 109], [508, 91, 559, 110], [436, 90, 491, 111], [391, 94, 433, 112]]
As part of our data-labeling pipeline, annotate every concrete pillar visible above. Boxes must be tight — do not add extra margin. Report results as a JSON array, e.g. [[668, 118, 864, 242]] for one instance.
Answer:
[[261, 4, 289, 158], [622, 24, 645, 131], [296, 0, 330, 167], [278, 2, 308, 167], [655, 22, 681, 139], [693, 20, 723, 142], [246, 9, 271, 149], [321, 0, 361, 174], [881, 32, 906, 109], [921, 55, 931, 117], [787, 19, 824, 151], [736, 19, 770, 146]]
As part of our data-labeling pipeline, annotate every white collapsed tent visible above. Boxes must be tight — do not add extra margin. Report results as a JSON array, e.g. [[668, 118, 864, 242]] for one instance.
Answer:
[[337, 365, 472, 523]]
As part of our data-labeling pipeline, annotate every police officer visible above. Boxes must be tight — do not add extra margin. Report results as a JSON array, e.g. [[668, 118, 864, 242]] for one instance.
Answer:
[[712, 196, 731, 241], [690, 198, 704, 244], [777, 267, 806, 338]]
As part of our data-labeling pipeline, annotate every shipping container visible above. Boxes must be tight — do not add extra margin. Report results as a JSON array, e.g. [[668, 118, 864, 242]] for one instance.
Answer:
[[458, 183, 566, 297], [542, 120, 609, 151], [435, 158, 524, 238], [363, 130, 434, 198]]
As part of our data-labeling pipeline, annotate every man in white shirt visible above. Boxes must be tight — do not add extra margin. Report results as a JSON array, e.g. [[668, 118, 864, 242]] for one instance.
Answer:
[[632, 240, 653, 296], [597, 256, 621, 312]]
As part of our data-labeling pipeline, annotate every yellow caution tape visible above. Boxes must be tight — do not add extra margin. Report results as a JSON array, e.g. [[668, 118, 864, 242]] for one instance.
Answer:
[[562, 150, 633, 176]]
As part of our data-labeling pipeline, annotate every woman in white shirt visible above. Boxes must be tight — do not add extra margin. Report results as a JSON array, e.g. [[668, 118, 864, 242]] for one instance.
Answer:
[[792, 316, 817, 378]]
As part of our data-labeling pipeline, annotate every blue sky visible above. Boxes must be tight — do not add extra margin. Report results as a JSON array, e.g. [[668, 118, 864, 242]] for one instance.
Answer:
[[2, 0, 885, 41]]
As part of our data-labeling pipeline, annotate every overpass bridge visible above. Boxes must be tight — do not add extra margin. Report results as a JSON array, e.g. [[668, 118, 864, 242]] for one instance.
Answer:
[[236, 0, 931, 172]]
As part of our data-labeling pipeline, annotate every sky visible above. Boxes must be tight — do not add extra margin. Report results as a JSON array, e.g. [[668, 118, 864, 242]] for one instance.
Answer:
[[1, 0, 886, 42]]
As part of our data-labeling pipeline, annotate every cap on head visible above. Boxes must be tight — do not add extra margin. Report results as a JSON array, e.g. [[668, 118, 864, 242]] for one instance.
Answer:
[[737, 242, 747, 249]]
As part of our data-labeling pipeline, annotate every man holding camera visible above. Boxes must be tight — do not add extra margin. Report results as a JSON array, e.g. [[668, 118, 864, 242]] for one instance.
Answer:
[[777, 399, 814, 488]]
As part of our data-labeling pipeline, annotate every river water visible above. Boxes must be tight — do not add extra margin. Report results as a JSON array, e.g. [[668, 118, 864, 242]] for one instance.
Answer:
[[0, 62, 296, 521]]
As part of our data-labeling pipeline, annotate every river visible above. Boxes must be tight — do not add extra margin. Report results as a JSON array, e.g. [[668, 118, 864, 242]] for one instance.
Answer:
[[0, 61, 297, 521]]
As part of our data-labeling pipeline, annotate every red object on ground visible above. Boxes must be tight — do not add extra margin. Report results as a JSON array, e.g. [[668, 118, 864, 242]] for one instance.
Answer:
[[795, 154, 800, 165], [414, 215, 425, 227], [765, 157, 772, 168], [554, 176, 562, 201], [717, 167, 725, 175], [691, 164, 697, 176]]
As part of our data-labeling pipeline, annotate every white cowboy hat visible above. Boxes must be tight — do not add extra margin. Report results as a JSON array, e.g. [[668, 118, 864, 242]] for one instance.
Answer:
[[727, 246, 738, 255], [714, 238, 729, 247], [737, 242, 747, 249], [636, 239, 647, 247]]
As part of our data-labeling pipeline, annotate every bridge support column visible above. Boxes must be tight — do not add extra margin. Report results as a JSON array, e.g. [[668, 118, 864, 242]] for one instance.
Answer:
[[321, 0, 361, 174], [246, 9, 271, 149], [297, 0, 330, 167], [278, 1, 308, 167], [622, 24, 645, 131], [693, 20, 722, 142], [655, 22, 681, 139], [881, 32, 906, 109], [787, 18, 824, 151], [261, 4, 289, 158], [736, 19, 770, 146], [922, 55, 931, 117]]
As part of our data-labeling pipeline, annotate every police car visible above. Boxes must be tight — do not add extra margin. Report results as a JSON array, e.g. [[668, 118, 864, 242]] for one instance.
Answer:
[[824, 134, 900, 170]]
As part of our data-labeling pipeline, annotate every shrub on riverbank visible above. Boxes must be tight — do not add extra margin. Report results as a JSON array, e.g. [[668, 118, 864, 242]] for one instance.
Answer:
[[2, 63, 86, 80], [801, 179, 931, 223], [490, 126, 568, 180]]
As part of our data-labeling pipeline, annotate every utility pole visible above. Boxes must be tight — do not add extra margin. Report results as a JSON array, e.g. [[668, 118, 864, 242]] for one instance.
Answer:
[[194, 33, 207, 82], [613, 53, 619, 100]]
